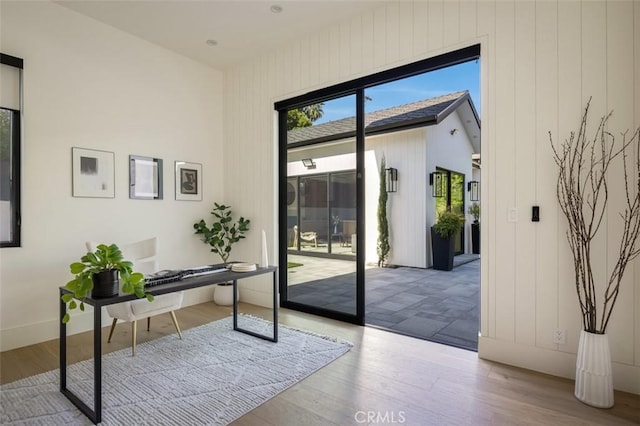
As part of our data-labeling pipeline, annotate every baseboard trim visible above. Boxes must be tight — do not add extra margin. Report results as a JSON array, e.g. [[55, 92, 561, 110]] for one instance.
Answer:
[[478, 336, 639, 395], [1, 290, 215, 352]]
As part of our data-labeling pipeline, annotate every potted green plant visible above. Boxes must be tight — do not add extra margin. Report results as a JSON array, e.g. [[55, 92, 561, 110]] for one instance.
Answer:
[[431, 209, 463, 271], [468, 202, 480, 254], [60, 243, 152, 324], [193, 202, 250, 305]]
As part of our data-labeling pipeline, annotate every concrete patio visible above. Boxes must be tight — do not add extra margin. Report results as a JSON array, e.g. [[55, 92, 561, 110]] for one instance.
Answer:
[[286, 254, 480, 351]]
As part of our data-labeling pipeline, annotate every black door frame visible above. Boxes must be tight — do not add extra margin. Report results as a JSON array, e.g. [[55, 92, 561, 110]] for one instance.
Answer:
[[276, 44, 481, 326]]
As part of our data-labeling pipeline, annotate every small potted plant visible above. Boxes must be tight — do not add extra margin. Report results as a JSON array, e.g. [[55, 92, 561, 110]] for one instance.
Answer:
[[431, 210, 463, 271], [468, 202, 480, 254], [193, 202, 250, 305], [60, 243, 152, 323]]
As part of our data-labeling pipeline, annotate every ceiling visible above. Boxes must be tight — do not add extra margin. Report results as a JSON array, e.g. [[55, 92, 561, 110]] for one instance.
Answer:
[[55, 0, 391, 70]]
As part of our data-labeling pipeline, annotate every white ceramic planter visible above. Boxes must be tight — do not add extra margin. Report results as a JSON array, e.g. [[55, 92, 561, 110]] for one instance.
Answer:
[[213, 283, 238, 306], [574, 330, 614, 408]]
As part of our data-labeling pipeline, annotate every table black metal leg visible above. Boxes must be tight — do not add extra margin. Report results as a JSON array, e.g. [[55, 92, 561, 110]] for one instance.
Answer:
[[59, 292, 101, 425], [233, 274, 278, 342]]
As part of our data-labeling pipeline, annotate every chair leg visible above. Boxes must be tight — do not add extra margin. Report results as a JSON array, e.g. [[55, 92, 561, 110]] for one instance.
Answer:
[[169, 311, 183, 340], [107, 318, 118, 343], [131, 320, 137, 356], [147, 316, 151, 331]]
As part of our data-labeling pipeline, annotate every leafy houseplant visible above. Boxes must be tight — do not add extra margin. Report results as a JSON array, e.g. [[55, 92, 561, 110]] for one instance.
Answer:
[[431, 210, 464, 271], [61, 243, 152, 324], [193, 203, 251, 306], [193, 202, 251, 264], [377, 155, 390, 267], [549, 98, 640, 408]]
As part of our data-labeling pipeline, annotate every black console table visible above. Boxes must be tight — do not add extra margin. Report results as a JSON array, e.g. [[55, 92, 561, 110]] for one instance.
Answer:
[[59, 265, 278, 425]]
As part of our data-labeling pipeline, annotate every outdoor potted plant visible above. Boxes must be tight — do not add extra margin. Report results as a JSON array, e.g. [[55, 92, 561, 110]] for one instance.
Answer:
[[549, 98, 640, 408], [60, 243, 152, 324], [468, 202, 480, 254], [431, 209, 463, 271], [193, 202, 250, 305]]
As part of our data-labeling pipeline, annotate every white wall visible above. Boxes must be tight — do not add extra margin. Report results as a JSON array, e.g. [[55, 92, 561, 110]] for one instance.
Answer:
[[0, 2, 227, 350], [365, 128, 429, 268], [223, 1, 640, 393]]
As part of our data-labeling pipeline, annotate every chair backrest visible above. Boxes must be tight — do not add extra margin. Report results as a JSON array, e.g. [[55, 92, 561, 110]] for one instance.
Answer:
[[85, 237, 159, 275]]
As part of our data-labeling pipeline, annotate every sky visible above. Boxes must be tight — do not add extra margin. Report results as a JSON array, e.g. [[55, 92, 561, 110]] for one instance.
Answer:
[[314, 59, 480, 125]]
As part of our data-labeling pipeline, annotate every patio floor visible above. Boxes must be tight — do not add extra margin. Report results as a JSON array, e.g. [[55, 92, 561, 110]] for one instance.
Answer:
[[286, 254, 480, 351]]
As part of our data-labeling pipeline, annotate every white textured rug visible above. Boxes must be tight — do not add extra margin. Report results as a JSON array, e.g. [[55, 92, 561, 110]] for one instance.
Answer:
[[1, 316, 352, 425]]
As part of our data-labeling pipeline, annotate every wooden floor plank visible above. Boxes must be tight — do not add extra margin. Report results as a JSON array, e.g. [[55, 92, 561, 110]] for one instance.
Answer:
[[1, 302, 638, 425]]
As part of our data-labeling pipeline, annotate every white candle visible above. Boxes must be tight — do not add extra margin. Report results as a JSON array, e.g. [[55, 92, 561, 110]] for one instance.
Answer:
[[260, 230, 268, 267]]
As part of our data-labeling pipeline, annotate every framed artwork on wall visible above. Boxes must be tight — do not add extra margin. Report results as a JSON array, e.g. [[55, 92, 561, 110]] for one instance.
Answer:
[[72, 147, 115, 198], [129, 155, 163, 200], [175, 161, 202, 201]]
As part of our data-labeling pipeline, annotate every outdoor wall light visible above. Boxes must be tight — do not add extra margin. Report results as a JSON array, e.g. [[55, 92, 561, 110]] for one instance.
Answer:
[[386, 168, 398, 193], [468, 180, 480, 201], [301, 158, 316, 169], [430, 172, 444, 197]]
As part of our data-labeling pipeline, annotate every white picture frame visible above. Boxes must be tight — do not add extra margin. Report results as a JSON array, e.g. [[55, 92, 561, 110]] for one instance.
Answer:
[[175, 161, 202, 201], [72, 147, 115, 198]]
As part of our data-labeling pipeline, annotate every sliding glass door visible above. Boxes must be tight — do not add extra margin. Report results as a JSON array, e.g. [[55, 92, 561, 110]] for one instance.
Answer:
[[279, 93, 364, 323]]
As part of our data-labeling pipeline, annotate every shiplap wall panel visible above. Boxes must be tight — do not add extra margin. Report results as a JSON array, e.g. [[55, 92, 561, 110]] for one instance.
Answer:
[[555, 0, 582, 355], [493, 0, 516, 342], [413, 1, 428, 56], [428, 0, 444, 52], [373, 7, 387, 69], [398, 2, 414, 61], [386, 2, 400, 65], [605, 0, 635, 365], [582, 2, 609, 307], [443, 0, 460, 47], [476, 0, 496, 339], [223, 0, 640, 393], [350, 15, 363, 77], [535, 0, 561, 352], [513, 0, 537, 346], [635, 0, 640, 369], [459, 0, 477, 42]]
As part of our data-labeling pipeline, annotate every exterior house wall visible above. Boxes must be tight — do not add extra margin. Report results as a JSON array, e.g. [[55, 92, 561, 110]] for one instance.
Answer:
[[0, 2, 224, 350], [224, 1, 640, 393], [364, 128, 428, 268], [425, 110, 476, 260]]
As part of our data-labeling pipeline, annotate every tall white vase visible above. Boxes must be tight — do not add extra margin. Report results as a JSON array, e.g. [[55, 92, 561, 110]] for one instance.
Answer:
[[574, 330, 614, 408]]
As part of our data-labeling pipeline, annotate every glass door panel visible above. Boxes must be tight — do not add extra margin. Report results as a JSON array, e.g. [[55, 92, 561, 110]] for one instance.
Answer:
[[283, 94, 358, 317]]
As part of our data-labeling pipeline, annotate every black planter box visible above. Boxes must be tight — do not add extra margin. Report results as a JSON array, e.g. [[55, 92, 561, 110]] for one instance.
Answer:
[[91, 270, 119, 298], [431, 227, 455, 271]]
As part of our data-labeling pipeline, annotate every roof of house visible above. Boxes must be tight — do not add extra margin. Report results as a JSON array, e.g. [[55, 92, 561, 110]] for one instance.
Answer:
[[287, 90, 480, 145]]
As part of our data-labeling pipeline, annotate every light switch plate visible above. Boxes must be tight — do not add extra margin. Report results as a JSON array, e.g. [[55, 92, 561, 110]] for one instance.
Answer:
[[508, 207, 518, 222]]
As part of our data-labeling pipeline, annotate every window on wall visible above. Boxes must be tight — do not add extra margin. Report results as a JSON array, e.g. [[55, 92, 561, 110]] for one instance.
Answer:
[[1, 53, 23, 247]]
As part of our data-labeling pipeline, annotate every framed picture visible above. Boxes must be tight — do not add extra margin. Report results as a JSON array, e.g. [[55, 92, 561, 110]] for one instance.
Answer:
[[72, 147, 115, 198], [129, 155, 163, 200], [175, 161, 202, 201]]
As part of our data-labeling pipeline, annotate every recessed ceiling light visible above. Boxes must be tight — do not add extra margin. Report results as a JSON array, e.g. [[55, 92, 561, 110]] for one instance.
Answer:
[[205, 39, 218, 46], [270, 5, 283, 13]]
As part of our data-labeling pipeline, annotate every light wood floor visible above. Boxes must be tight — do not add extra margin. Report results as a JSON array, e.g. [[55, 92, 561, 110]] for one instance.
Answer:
[[1, 302, 638, 425]]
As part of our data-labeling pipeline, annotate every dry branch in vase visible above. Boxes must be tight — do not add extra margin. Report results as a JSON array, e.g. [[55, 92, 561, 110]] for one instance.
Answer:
[[549, 98, 640, 334]]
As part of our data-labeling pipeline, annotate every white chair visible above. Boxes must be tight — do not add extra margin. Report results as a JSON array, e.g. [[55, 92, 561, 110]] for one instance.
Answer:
[[86, 238, 184, 356]]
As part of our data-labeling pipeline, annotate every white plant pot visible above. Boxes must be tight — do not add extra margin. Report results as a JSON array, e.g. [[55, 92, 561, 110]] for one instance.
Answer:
[[213, 283, 238, 306], [574, 330, 614, 408]]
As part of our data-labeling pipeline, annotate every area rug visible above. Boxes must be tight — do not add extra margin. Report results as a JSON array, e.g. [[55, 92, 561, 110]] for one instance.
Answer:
[[0, 316, 352, 425]]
